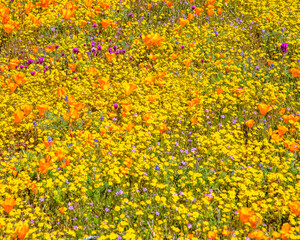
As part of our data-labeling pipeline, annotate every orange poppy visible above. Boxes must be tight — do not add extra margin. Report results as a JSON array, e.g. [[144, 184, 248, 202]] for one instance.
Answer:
[[184, 59, 192, 67], [167, 1, 173, 8], [105, 52, 116, 62], [245, 119, 255, 129], [289, 201, 300, 216], [159, 123, 168, 133], [15, 223, 29, 239], [125, 122, 135, 132], [188, 13, 194, 21], [272, 232, 281, 239], [207, 9, 214, 16], [207, 231, 217, 239], [195, 8, 204, 16], [57, 87, 65, 98], [23, 105, 33, 115], [1, 198, 16, 213], [217, 8, 223, 15], [14, 110, 25, 124], [258, 103, 272, 116], [37, 104, 49, 117], [180, 18, 189, 27], [222, 229, 230, 236], [59, 206, 66, 214], [249, 215, 262, 228], [238, 207, 254, 223], [124, 82, 137, 96], [216, 88, 223, 95], [124, 158, 133, 168], [277, 125, 288, 136], [190, 117, 198, 124], [101, 19, 111, 29], [39, 159, 51, 174], [68, 63, 77, 71], [148, 95, 157, 103], [98, 78, 110, 90]]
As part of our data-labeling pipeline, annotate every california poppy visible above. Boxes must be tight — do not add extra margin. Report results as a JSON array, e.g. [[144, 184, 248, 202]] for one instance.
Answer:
[[245, 119, 255, 129], [180, 18, 189, 27], [101, 19, 111, 29], [59, 206, 66, 214], [124, 82, 137, 96], [289, 201, 300, 216], [238, 207, 254, 223], [1, 198, 16, 213], [207, 231, 217, 239], [15, 223, 29, 239], [258, 103, 272, 116], [39, 159, 51, 174], [57, 87, 65, 98], [23, 105, 33, 115], [14, 110, 25, 124], [37, 104, 49, 117]]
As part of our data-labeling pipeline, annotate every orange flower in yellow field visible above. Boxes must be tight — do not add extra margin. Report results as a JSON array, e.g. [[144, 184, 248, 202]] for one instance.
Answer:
[[148, 95, 157, 103], [222, 229, 230, 236], [125, 122, 135, 132], [124, 158, 133, 168], [167, 1, 173, 8], [238, 207, 254, 223], [245, 119, 255, 129], [190, 117, 198, 124], [184, 59, 192, 67], [1, 198, 16, 213], [84, 0, 93, 8], [187, 98, 200, 107], [98, 78, 110, 90], [39, 159, 51, 175], [195, 8, 203, 16], [249, 215, 262, 228], [37, 104, 49, 117], [101, 19, 111, 29], [258, 103, 272, 116], [14, 110, 25, 124], [105, 52, 116, 62], [216, 88, 223, 95], [272, 232, 281, 239], [68, 63, 77, 72], [248, 230, 265, 240], [279, 107, 285, 115], [143, 113, 154, 126], [289, 201, 300, 216], [180, 18, 189, 27], [207, 8, 214, 16], [217, 8, 223, 15], [207, 231, 217, 239], [62, 2, 77, 20], [23, 105, 33, 115], [277, 125, 288, 136], [15, 223, 29, 239], [159, 123, 168, 133], [188, 13, 194, 21], [124, 82, 137, 96], [59, 207, 66, 214], [143, 34, 164, 49], [57, 87, 65, 98], [281, 223, 291, 240]]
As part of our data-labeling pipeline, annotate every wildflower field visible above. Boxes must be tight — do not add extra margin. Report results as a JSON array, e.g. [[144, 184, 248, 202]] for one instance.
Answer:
[[0, 0, 300, 239]]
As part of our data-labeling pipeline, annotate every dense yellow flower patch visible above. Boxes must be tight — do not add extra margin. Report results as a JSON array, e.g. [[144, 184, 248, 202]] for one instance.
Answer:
[[0, 0, 300, 239]]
